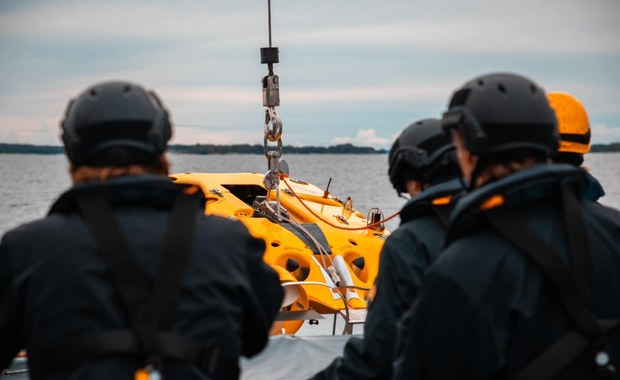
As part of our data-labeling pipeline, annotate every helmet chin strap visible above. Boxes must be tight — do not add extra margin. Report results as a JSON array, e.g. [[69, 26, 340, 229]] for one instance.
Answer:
[[397, 192, 410, 201], [468, 162, 485, 191]]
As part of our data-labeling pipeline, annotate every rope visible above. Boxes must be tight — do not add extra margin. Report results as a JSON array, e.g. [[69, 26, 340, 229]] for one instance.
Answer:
[[281, 178, 400, 231]]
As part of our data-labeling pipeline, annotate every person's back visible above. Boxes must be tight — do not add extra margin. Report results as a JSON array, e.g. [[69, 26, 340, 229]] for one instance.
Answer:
[[0, 81, 283, 380], [393, 73, 620, 379], [312, 118, 464, 380]]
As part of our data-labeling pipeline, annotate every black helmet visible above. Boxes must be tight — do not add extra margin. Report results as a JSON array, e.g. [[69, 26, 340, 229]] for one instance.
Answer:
[[441, 73, 558, 157], [61, 81, 172, 166], [388, 118, 459, 194]]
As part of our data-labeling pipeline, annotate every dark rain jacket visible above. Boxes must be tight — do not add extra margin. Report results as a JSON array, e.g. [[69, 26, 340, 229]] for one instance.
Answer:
[[393, 164, 620, 380], [0, 175, 283, 380], [311, 178, 464, 380], [585, 171, 605, 202]]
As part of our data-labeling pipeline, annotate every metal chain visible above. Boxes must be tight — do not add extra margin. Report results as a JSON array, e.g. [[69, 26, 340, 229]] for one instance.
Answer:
[[263, 106, 283, 159], [260, 0, 288, 217]]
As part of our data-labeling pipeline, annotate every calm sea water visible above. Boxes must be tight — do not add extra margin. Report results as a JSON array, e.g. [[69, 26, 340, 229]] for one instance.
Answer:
[[0, 153, 403, 336], [0, 153, 403, 235], [1, 152, 620, 235], [0, 152, 619, 339]]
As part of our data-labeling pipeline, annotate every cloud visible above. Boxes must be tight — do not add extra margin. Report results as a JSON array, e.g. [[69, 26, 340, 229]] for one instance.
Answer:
[[278, 0, 620, 54], [543, 81, 620, 115], [283, 21, 620, 55], [591, 124, 620, 144], [285, 85, 450, 104], [160, 86, 258, 106], [0, 117, 59, 145], [0, 2, 263, 45], [171, 125, 262, 145], [1, 0, 619, 148], [331, 129, 393, 148], [2, 0, 618, 55]]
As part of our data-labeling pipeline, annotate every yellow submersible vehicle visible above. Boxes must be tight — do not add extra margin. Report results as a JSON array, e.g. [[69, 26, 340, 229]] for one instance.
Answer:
[[171, 1, 393, 337]]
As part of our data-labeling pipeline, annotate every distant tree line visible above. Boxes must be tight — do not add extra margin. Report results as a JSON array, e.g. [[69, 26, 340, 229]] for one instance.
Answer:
[[0, 142, 387, 155], [591, 143, 620, 153], [170, 143, 385, 154], [0, 143, 63, 154], [3, 142, 619, 155]]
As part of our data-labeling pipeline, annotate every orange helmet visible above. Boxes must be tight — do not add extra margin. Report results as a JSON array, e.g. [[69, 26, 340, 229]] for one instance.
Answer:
[[546, 92, 591, 154]]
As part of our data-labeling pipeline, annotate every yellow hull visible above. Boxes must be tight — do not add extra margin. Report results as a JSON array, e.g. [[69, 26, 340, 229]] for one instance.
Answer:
[[171, 172, 388, 334]]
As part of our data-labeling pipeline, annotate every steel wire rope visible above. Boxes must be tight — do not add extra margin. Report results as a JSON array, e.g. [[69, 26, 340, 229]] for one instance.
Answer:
[[277, 212, 372, 292], [266, 197, 370, 289], [267, 197, 376, 291], [257, 199, 330, 276], [268, 198, 334, 270]]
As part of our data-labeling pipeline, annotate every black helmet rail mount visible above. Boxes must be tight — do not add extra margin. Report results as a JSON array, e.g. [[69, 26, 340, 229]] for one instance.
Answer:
[[61, 81, 172, 166]]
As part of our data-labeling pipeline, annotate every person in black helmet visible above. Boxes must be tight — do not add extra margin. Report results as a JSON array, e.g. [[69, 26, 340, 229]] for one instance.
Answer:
[[393, 73, 620, 380], [0, 81, 283, 380], [311, 118, 464, 380]]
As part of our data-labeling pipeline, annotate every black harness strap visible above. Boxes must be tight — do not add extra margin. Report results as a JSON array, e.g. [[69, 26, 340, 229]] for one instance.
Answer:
[[38, 330, 239, 379], [152, 194, 197, 330], [513, 320, 620, 380], [77, 193, 197, 368], [561, 182, 594, 310], [483, 184, 616, 379], [484, 195, 600, 339]]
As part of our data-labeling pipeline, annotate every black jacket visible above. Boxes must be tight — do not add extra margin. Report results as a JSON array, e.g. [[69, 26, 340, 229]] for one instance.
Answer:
[[585, 170, 605, 202], [0, 176, 283, 380], [394, 164, 620, 380], [311, 179, 464, 380]]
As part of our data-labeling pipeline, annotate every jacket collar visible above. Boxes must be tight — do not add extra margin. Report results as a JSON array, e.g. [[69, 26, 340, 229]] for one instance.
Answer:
[[49, 175, 199, 215], [449, 163, 587, 236], [399, 178, 465, 224]]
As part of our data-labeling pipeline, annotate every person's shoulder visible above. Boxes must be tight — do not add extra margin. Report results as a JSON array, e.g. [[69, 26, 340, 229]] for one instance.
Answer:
[[382, 217, 438, 254], [1, 215, 86, 273], [194, 215, 265, 256], [379, 224, 423, 264], [591, 199, 619, 213], [196, 214, 253, 236], [430, 228, 520, 288], [2, 214, 74, 246], [387, 220, 425, 241], [396, 212, 444, 239], [433, 230, 491, 268], [582, 199, 620, 221]]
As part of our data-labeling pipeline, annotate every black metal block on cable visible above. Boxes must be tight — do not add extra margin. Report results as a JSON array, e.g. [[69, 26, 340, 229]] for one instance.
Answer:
[[261, 47, 279, 64]]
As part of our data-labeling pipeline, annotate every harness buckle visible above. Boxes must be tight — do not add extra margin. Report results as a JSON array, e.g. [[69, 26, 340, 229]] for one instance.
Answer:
[[594, 339, 616, 378], [135, 364, 162, 380]]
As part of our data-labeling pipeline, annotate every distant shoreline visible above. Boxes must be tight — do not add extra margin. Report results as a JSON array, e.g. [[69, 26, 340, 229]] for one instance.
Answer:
[[590, 143, 620, 153], [0, 143, 388, 155], [1, 142, 619, 155]]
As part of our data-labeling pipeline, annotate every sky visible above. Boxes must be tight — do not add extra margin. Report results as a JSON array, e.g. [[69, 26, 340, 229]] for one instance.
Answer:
[[1, 0, 619, 149]]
